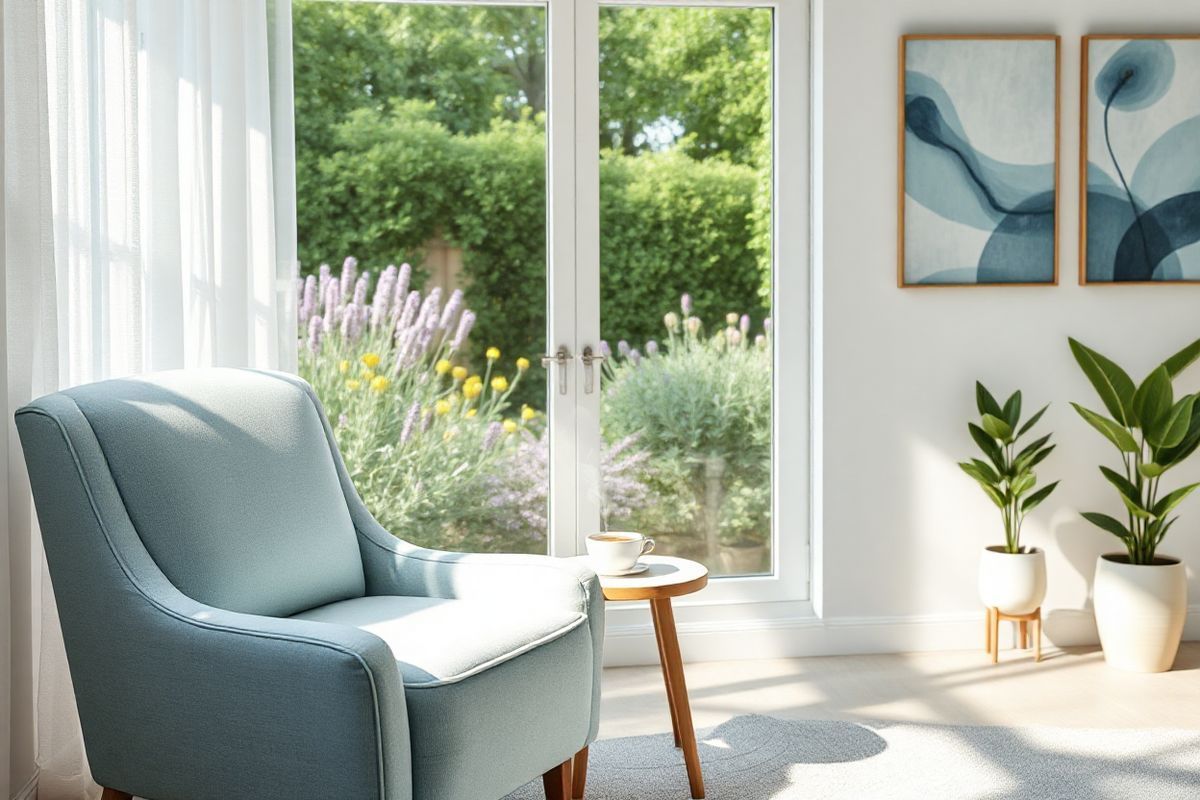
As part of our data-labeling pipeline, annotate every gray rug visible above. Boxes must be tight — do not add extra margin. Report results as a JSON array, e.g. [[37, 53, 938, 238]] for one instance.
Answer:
[[505, 714, 1200, 799]]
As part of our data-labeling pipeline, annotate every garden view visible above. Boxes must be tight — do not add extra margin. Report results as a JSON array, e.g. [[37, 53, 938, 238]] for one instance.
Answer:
[[293, 1, 774, 575]]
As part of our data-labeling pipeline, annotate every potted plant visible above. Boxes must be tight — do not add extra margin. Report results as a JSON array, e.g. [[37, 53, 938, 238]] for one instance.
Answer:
[[1069, 337, 1200, 672], [960, 383, 1059, 617]]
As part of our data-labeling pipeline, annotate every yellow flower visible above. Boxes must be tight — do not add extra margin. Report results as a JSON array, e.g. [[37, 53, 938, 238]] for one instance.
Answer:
[[491, 376, 509, 393], [463, 381, 483, 400], [361, 369, 376, 381], [435, 399, 452, 416], [502, 419, 518, 434], [338, 359, 350, 374], [361, 352, 381, 368], [521, 405, 536, 421], [452, 366, 468, 381], [486, 347, 500, 361], [369, 376, 391, 393], [516, 357, 530, 371], [435, 359, 452, 376], [345, 379, 362, 391], [466, 408, 477, 418]]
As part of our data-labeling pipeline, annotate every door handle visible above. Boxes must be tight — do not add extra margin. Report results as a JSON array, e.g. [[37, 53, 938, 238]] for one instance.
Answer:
[[581, 346, 605, 394], [541, 346, 572, 395]]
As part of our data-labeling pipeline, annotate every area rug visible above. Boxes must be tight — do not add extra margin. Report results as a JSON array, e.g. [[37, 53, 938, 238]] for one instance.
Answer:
[[504, 714, 1200, 799]]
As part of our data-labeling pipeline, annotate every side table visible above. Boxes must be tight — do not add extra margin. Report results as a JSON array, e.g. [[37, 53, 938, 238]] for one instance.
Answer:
[[571, 554, 708, 799]]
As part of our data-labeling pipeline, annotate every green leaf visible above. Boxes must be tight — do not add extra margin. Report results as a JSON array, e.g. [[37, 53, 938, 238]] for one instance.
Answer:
[[1069, 338, 1137, 426], [1011, 471, 1036, 497], [1021, 481, 1059, 514], [1138, 462, 1166, 478], [981, 413, 1014, 443], [1017, 404, 1049, 438], [1120, 493, 1153, 519], [1148, 394, 1196, 450], [1151, 482, 1200, 519], [1162, 336, 1200, 378], [1133, 365, 1173, 431], [969, 458, 1001, 484], [1100, 465, 1142, 506], [968, 423, 1005, 470], [1070, 403, 1139, 453], [1002, 391, 1022, 428], [1018, 444, 1056, 472], [1014, 434, 1051, 464], [1157, 405, 1200, 467], [1081, 511, 1132, 541], [975, 381, 1003, 418]]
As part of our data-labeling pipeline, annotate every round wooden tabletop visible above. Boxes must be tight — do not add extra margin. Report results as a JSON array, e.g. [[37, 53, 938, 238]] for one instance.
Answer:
[[569, 554, 709, 601]]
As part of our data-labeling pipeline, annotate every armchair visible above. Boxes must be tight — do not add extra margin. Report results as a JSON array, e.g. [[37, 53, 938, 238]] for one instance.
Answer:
[[16, 368, 603, 800]]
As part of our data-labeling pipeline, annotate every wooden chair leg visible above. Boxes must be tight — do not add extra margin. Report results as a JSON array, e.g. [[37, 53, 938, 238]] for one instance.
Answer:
[[653, 598, 706, 799], [572, 746, 589, 799], [985, 608, 993, 655], [651, 599, 683, 748], [101, 790, 133, 800], [543, 759, 572, 800], [1019, 619, 1028, 649]]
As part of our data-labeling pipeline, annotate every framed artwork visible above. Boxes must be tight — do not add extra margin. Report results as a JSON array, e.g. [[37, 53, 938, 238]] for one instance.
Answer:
[[1081, 35, 1200, 284], [898, 35, 1060, 287]]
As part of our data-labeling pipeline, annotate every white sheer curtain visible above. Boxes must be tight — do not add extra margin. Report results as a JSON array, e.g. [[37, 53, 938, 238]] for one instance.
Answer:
[[3, 1, 296, 797]]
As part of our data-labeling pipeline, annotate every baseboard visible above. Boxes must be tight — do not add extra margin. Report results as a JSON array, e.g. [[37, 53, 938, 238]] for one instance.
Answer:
[[602, 604, 1200, 667], [12, 772, 36, 800]]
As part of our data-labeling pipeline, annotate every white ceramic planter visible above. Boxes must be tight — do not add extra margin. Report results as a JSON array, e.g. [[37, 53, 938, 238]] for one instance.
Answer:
[[1094, 553, 1188, 673], [978, 546, 1047, 615]]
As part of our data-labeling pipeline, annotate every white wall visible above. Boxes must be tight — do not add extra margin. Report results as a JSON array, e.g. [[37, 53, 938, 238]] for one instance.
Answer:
[[820, 0, 1200, 648]]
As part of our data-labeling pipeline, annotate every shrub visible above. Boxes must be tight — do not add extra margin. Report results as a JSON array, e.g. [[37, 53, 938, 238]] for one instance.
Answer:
[[600, 298, 772, 552]]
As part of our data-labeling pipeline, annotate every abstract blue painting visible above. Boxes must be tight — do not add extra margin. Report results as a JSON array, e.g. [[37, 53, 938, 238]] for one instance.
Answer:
[[900, 36, 1059, 286], [1083, 36, 1200, 283]]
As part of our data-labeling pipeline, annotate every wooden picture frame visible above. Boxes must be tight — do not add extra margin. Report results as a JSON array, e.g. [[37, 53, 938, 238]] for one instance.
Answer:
[[898, 34, 1061, 288], [1080, 34, 1200, 285]]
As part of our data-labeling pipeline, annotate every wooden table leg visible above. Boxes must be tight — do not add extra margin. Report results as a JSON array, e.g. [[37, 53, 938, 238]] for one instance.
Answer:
[[1019, 619, 1028, 650], [651, 598, 683, 747], [572, 746, 588, 799], [651, 598, 705, 799], [985, 608, 992, 655], [1034, 612, 1042, 663]]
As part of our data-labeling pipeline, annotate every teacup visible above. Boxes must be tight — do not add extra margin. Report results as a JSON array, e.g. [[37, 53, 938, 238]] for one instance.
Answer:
[[586, 531, 654, 575]]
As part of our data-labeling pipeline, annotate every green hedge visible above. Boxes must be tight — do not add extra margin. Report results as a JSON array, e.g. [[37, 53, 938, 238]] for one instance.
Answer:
[[298, 102, 769, 400]]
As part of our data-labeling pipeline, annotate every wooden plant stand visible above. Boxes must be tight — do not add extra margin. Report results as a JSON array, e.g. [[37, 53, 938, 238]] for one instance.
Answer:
[[986, 607, 1041, 664]]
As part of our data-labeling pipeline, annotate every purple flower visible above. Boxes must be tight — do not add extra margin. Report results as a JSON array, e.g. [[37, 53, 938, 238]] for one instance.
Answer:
[[629, 348, 642, 365], [300, 275, 318, 325], [400, 402, 421, 445], [392, 263, 412, 315], [681, 293, 693, 315], [396, 290, 421, 333], [351, 273, 369, 307], [599, 340, 611, 359], [617, 340, 630, 358], [755, 333, 767, 348], [725, 328, 742, 346], [317, 264, 332, 304], [740, 314, 751, 335], [645, 340, 658, 356], [451, 310, 476, 351], [370, 264, 398, 329], [339, 256, 358, 302], [341, 304, 366, 341], [337, 413, 348, 428], [307, 315, 323, 353], [439, 289, 464, 331], [415, 287, 442, 331], [763, 317, 772, 336]]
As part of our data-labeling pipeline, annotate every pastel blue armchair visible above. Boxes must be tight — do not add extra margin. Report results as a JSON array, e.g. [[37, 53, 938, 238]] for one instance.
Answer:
[[16, 368, 603, 800]]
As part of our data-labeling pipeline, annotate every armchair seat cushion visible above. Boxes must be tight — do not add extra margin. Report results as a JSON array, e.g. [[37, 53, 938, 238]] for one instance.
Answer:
[[293, 594, 586, 686], [296, 594, 594, 800]]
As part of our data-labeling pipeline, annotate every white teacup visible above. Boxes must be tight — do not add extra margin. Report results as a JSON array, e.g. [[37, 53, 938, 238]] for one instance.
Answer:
[[586, 531, 655, 575]]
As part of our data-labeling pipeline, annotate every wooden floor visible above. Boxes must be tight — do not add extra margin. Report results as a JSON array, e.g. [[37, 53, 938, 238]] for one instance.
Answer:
[[598, 642, 1200, 739]]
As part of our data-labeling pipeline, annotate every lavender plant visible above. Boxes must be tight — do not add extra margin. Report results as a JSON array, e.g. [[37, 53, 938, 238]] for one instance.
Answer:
[[299, 257, 651, 552]]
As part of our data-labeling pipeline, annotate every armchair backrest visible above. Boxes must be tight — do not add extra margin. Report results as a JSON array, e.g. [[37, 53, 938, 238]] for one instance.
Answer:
[[21, 368, 366, 617]]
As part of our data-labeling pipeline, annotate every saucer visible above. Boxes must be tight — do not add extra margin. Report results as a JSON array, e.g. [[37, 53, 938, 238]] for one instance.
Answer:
[[601, 562, 650, 577]]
